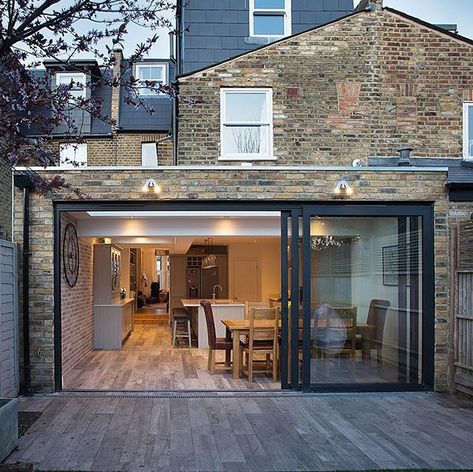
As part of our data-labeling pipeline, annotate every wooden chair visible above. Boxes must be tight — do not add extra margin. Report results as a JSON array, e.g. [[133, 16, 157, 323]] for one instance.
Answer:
[[357, 299, 391, 365], [245, 301, 269, 319], [315, 305, 358, 361], [200, 300, 233, 374], [240, 307, 279, 382]]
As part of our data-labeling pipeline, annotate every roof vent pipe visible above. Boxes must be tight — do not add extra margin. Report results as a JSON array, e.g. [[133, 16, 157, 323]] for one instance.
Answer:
[[398, 146, 413, 166]]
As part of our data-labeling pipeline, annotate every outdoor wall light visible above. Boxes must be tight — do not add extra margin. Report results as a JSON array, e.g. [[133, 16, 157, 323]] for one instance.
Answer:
[[334, 180, 353, 196], [142, 178, 161, 194]]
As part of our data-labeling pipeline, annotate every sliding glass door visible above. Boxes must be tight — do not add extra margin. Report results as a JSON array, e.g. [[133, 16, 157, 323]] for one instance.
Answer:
[[281, 204, 434, 391]]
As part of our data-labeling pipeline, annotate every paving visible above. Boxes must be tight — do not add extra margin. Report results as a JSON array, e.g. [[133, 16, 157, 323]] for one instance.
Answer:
[[5, 392, 473, 471]]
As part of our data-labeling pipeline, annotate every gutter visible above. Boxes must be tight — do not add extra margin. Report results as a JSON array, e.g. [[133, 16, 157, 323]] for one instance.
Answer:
[[13, 174, 34, 395]]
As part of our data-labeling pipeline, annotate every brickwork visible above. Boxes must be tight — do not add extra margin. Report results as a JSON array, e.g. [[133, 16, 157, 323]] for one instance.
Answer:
[[0, 159, 12, 240], [177, 8, 473, 165], [13, 167, 450, 392], [60, 213, 94, 377], [50, 132, 173, 167]]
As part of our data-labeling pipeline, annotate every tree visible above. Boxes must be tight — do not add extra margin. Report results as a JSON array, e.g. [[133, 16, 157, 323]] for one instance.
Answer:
[[0, 0, 175, 194]]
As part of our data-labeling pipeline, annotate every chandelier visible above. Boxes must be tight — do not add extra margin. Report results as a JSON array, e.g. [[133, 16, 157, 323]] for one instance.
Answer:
[[202, 238, 218, 269], [310, 235, 352, 251]]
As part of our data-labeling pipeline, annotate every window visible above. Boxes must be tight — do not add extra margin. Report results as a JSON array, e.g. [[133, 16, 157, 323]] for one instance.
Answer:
[[220, 88, 274, 160], [141, 142, 158, 167], [249, 0, 291, 38], [56, 73, 86, 99], [135, 64, 167, 96], [464, 102, 473, 159], [59, 143, 87, 167]]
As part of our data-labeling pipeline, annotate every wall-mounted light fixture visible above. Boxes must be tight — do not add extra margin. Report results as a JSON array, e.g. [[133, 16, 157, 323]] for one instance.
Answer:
[[334, 180, 353, 197], [142, 178, 161, 194]]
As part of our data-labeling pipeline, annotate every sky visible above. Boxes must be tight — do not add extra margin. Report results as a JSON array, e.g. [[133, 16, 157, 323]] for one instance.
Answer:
[[48, 0, 473, 61]]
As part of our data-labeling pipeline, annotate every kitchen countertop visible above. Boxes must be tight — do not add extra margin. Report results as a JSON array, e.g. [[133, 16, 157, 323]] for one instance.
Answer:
[[181, 298, 245, 307], [94, 297, 135, 308]]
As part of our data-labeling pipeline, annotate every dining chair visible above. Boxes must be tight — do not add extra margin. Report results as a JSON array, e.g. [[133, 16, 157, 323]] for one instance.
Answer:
[[315, 304, 358, 362], [200, 300, 233, 374], [245, 301, 269, 319], [240, 307, 279, 382], [357, 299, 391, 365]]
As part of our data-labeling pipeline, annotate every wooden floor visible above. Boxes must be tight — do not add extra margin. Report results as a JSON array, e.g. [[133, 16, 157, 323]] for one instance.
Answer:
[[7, 392, 473, 471], [64, 320, 281, 390]]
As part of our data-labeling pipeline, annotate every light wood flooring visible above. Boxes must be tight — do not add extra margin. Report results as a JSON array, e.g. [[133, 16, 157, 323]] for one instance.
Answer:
[[7, 392, 473, 471], [63, 320, 281, 391]]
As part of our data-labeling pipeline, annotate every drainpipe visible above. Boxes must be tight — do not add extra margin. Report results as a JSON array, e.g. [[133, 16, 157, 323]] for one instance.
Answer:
[[14, 174, 34, 395], [172, 91, 179, 166]]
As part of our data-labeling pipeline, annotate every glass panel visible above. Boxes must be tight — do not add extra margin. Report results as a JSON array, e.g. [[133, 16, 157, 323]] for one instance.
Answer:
[[149, 66, 164, 80], [254, 14, 285, 35], [468, 105, 473, 157], [309, 216, 423, 386], [222, 125, 269, 155], [224, 92, 268, 123], [255, 0, 285, 9]]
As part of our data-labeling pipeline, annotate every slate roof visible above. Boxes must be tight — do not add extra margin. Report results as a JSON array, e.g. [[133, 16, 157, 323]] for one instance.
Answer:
[[179, 0, 354, 75], [118, 60, 175, 133], [25, 59, 174, 136]]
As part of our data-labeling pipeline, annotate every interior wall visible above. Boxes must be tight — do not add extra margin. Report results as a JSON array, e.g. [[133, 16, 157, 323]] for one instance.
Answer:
[[139, 247, 157, 295], [61, 213, 94, 378], [120, 247, 130, 294], [228, 239, 281, 302]]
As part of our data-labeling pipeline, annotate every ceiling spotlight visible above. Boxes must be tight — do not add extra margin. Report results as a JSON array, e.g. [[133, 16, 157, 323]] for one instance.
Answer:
[[142, 179, 161, 194], [334, 180, 353, 197]]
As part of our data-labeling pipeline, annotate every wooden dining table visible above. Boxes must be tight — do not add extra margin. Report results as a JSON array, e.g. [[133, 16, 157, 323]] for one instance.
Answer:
[[221, 319, 372, 380]]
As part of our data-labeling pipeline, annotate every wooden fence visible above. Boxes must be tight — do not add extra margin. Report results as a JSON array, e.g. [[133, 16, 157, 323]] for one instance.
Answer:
[[454, 222, 473, 395], [0, 240, 18, 398]]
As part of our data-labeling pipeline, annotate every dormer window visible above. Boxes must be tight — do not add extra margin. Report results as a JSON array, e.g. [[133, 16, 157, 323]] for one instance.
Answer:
[[56, 72, 87, 99], [135, 63, 167, 96], [249, 0, 291, 38], [463, 102, 473, 159]]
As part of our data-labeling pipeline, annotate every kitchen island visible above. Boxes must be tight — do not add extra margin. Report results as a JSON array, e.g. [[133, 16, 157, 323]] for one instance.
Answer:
[[181, 299, 245, 348]]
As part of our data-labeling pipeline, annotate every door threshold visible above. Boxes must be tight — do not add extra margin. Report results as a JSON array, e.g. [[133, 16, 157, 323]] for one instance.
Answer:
[[37, 389, 434, 399]]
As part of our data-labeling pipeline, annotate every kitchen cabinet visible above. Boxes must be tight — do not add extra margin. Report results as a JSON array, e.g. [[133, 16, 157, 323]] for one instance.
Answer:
[[94, 298, 135, 349]]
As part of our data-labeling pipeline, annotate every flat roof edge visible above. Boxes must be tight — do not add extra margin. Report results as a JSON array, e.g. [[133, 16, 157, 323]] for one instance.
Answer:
[[15, 166, 449, 172]]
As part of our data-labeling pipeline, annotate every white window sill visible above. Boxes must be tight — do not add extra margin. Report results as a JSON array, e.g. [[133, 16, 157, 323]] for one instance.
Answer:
[[218, 155, 278, 162]]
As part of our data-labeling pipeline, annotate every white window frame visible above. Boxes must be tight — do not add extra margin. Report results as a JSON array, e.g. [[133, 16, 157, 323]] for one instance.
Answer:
[[59, 143, 87, 167], [55, 72, 87, 99], [219, 88, 275, 161], [134, 63, 168, 96], [141, 142, 158, 167], [249, 0, 292, 38], [463, 102, 473, 160]]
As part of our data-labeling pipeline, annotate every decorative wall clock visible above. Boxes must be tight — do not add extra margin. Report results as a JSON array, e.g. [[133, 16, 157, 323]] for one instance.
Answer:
[[63, 223, 79, 287]]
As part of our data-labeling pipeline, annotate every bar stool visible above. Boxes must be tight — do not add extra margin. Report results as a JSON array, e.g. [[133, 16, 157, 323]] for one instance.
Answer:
[[172, 308, 192, 347]]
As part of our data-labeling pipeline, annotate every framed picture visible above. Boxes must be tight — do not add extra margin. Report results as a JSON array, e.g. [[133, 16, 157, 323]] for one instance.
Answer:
[[382, 245, 410, 286]]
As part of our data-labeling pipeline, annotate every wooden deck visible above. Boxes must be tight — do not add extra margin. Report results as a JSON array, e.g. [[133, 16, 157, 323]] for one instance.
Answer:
[[64, 320, 281, 390], [6, 392, 473, 471]]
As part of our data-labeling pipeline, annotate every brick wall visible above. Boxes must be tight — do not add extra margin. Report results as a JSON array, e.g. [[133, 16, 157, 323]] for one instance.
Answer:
[[177, 7, 473, 165], [0, 159, 12, 240], [60, 213, 94, 378], [13, 167, 450, 392], [48, 131, 173, 167]]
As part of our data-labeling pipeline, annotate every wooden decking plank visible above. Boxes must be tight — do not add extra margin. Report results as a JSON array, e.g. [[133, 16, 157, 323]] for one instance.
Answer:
[[90, 398, 135, 471], [65, 399, 114, 470], [169, 398, 195, 471], [187, 398, 223, 471]]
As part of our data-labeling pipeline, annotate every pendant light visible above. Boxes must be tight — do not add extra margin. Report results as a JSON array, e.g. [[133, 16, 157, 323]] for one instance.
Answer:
[[202, 238, 218, 269]]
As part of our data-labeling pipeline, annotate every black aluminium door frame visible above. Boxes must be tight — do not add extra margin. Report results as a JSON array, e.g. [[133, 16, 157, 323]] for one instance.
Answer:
[[53, 200, 435, 392], [301, 203, 435, 392]]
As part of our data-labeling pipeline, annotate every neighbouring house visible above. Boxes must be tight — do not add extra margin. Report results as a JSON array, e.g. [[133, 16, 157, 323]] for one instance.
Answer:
[[11, 0, 473, 396]]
